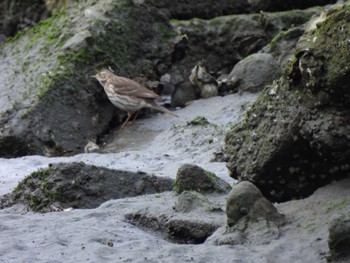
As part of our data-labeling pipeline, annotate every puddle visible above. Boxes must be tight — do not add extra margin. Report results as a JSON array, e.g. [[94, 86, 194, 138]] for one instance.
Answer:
[[99, 120, 165, 153]]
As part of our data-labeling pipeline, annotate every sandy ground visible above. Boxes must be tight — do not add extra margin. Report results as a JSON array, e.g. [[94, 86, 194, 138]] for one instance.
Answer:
[[0, 93, 349, 263]]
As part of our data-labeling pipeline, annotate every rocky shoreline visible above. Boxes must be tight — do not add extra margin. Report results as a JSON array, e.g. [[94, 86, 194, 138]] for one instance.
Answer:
[[1, 0, 350, 262]]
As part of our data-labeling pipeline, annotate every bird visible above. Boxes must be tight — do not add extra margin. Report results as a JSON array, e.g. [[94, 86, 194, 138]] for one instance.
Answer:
[[93, 69, 178, 129]]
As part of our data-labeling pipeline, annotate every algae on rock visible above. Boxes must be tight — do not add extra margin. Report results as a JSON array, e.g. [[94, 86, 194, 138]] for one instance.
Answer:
[[223, 4, 350, 202], [0, 0, 176, 157]]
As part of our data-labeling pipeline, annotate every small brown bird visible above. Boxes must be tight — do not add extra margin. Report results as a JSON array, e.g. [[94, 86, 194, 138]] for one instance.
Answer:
[[93, 69, 178, 129]]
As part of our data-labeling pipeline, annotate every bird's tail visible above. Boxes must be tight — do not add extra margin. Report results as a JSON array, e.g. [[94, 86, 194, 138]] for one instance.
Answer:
[[149, 101, 179, 117]]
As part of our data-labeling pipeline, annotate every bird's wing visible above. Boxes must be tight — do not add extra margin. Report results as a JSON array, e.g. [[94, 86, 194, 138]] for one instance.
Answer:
[[108, 76, 161, 99]]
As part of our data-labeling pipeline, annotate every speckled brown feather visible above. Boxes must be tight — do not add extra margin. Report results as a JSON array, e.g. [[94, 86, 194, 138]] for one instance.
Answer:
[[106, 76, 162, 99], [93, 69, 178, 129]]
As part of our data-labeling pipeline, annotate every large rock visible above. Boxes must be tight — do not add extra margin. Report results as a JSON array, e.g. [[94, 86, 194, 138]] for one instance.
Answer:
[[145, 0, 249, 19], [223, 4, 350, 202], [144, 0, 335, 19], [0, 0, 48, 42], [168, 7, 322, 103], [207, 181, 285, 245], [227, 53, 282, 93], [0, 162, 173, 212], [261, 7, 323, 65], [0, 0, 176, 157]]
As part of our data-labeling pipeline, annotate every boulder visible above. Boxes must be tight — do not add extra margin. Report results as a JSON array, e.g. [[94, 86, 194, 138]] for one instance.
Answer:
[[226, 181, 284, 226], [173, 164, 231, 194], [0, 162, 173, 212], [144, 0, 335, 19], [226, 53, 282, 93], [223, 4, 350, 202], [207, 181, 285, 245], [168, 7, 322, 101], [144, 0, 250, 19], [0, 0, 48, 41], [0, 0, 176, 157]]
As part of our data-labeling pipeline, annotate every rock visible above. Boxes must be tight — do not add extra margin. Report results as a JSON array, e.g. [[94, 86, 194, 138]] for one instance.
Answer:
[[144, 0, 250, 19], [328, 215, 350, 261], [259, 0, 336, 12], [159, 69, 197, 107], [125, 190, 225, 244], [226, 181, 284, 226], [44, 0, 73, 14], [207, 181, 285, 246], [0, 0, 176, 157], [260, 7, 323, 66], [226, 53, 282, 93], [171, 13, 267, 75], [189, 61, 218, 98], [61, 30, 92, 50], [169, 7, 322, 96], [262, 27, 306, 66], [0, 0, 48, 38], [223, 4, 350, 202], [166, 218, 219, 244], [144, 0, 334, 19], [173, 164, 231, 194], [171, 81, 198, 107], [83, 141, 99, 153], [173, 191, 223, 213], [0, 162, 173, 212]]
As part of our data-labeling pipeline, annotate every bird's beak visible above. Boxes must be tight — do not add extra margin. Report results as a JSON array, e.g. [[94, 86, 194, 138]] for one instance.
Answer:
[[90, 75, 97, 79]]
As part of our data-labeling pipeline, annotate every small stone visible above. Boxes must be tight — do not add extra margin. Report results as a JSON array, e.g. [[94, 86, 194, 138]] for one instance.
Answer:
[[174, 164, 231, 194]]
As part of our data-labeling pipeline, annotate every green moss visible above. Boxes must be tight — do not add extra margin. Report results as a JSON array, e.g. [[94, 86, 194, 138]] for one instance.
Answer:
[[3, 11, 69, 51], [12, 167, 59, 211], [170, 19, 183, 26], [31, 195, 40, 205], [208, 17, 223, 26], [26, 11, 69, 50], [268, 30, 286, 49], [173, 178, 178, 191], [187, 116, 210, 126], [326, 198, 348, 213], [205, 171, 218, 180], [154, 22, 177, 40]]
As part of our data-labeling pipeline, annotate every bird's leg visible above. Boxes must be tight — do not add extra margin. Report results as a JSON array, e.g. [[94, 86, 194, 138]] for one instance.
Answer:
[[130, 111, 139, 122], [119, 111, 140, 130], [120, 113, 133, 130]]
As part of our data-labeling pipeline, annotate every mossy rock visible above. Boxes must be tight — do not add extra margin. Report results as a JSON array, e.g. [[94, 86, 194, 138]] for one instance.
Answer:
[[0, 162, 173, 212], [173, 164, 231, 194], [0, 0, 177, 157], [224, 4, 350, 202]]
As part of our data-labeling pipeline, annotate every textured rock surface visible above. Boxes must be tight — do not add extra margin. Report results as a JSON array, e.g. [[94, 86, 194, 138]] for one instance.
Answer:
[[225, 181, 284, 227], [174, 164, 231, 194], [206, 181, 285, 246], [0, 0, 176, 157], [0, 0, 48, 41], [223, 4, 350, 202], [227, 53, 282, 93], [125, 190, 226, 244], [144, 0, 335, 19], [328, 215, 350, 261], [168, 7, 322, 104], [0, 162, 173, 212]]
